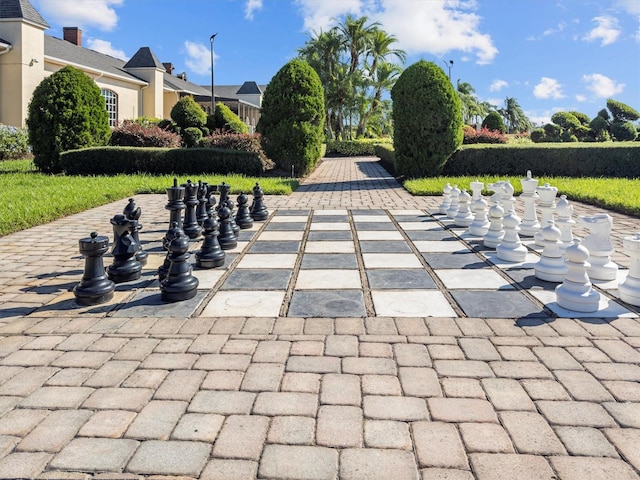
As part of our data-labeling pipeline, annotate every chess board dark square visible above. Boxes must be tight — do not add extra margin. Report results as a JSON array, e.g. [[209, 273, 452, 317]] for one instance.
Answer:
[[301, 253, 358, 269], [264, 222, 307, 231], [451, 290, 547, 318], [406, 230, 456, 241], [288, 290, 366, 317], [359, 241, 412, 253], [307, 231, 353, 241], [249, 241, 301, 253], [367, 269, 437, 289], [422, 252, 489, 269], [221, 269, 292, 290], [354, 222, 397, 231]]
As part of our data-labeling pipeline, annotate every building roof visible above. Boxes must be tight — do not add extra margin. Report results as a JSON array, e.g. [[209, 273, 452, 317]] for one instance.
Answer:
[[123, 47, 164, 69], [0, 0, 49, 28], [236, 81, 263, 95], [163, 73, 211, 96], [206, 83, 268, 100]]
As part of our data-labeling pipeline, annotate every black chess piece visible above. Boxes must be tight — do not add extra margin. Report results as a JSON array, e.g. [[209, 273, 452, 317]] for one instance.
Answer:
[[218, 182, 230, 207], [235, 192, 254, 229], [107, 214, 142, 283], [122, 198, 148, 266], [160, 231, 199, 302], [217, 205, 238, 250], [73, 231, 115, 305], [163, 177, 186, 250], [226, 199, 240, 236], [205, 184, 217, 218], [158, 221, 182, 281], [182, 180, 203, 239], [196, 213, 226, 268], [196, 181, 209, 225], [250, 182, 269, 221]]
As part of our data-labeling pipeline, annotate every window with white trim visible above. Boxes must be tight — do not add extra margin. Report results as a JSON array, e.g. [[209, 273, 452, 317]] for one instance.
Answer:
[[101, 89, 118, 127]]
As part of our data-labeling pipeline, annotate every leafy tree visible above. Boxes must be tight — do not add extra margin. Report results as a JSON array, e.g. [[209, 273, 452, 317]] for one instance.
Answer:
[[610, 121, 637, 141], [456, 80, 487, 125], [27, 65, 110, 172], [569, 111, 590, 126], [607, 98, 640, 122], [391, 61, 462, 177], [551, 112, 581, 131], [500, 97, 532, 133], [170, 96, 206, 131], [482, 111, 506, 133], [257, 59, 325, 176]]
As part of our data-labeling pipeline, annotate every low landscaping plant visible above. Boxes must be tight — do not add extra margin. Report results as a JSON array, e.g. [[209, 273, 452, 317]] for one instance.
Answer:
[[200, 132, 273, 170], [463, 126, 508, 144], [0, 124, 30, 160], [109, 120, 181, 148], [325, 139, 391, 156]]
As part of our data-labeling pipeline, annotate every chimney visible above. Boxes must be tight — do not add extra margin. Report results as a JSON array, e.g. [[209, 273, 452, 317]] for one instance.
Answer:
[[163, 62, 175, 74], [63, 27, 82, 46]]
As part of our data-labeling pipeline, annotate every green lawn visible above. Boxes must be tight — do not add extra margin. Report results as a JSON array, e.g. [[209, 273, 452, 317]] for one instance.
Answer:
[[404, 175, 640, 217], [0, 159, 298, 236]]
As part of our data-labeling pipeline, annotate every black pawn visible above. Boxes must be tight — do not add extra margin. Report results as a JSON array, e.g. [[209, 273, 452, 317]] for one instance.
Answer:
[[163, 177, 186, 250], [182, 180, 202, 239], [235, 192, 254, 229], [108, 214, 142, 283], [196, 181, 209, 225], [73, 232, 115, 306], [123, 198, 148, 266], [196, 214, 226, 268], [158, 221, 182, 281], [250, 182, 269, 221], [160, 231, 199, 302], [217, 205, 238, 250], [226, 199, 240, 236]]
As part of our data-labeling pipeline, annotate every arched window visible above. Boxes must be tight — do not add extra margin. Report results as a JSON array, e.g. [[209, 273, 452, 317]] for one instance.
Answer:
[[101, 89, 118, 127]]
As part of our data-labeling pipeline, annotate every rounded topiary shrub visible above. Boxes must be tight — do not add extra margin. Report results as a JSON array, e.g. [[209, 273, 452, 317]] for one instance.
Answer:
[[27, 65, 111, 172], [182, 127, 203, 148], [209, 103, 249, 134], [170, 96, 207, 131], [256, 59, 325, 176], [481, 111, 506, 134], [611, 121, 637, 141], [391, 60, 463, 177], [607, 99, 640, 122], [530, 128, 545, 143]]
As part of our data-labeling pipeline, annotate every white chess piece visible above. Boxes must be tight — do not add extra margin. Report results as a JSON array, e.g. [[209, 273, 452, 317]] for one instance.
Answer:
[[519, 170, 540, 237], [446, 185, 461, 219], [469, 179, 484, 213], [555, 238, 600, 312], [497, 208, 527, 262], [500, 180, 516, 213], [483, 202, 505, 249], [535, 183, 558, 247], [439, 183, 452, 215], [619, 232, 640, 306], [579, 214, 618, 281], [487, 181, 504, 207], [535, 220, 567, 282], [454, 189, 474, 227], [468, 196, 490, 237], [555, 195, 576, 251]]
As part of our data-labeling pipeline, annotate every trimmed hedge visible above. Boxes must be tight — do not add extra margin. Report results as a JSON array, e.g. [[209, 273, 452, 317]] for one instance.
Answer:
[[325, 139, 392, 156], [441, 143, 640, 178], [373, 144, 396, 175], [59, 147, 264, 176]]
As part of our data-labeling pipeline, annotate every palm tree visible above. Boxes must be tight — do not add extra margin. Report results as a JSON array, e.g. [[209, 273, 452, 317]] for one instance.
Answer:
[[357, 61, 402, 137], [500, 97, 532, 133], [337, 15, 380, 74]]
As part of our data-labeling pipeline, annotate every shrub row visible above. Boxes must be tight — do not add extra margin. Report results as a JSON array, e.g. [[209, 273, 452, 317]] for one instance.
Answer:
[[442, 144, 640, 178], [59, 147, 265, 176], [325, 139, 391, 156], [372, 143, 640, 178], [463, 127, 508, 144], [200, 133, 273, 170]]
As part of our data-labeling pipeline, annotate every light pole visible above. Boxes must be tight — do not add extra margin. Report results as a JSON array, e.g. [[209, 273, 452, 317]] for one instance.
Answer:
[[443, 59, 453, 82], [209, 33, 218, 114]]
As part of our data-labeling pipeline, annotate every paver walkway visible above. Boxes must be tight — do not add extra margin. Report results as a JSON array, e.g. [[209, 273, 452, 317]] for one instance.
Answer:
[[0, 156, 638, 479]]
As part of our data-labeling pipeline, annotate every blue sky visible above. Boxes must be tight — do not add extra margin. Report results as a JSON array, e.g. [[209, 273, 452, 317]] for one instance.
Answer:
[[33, 0, 639, 126]]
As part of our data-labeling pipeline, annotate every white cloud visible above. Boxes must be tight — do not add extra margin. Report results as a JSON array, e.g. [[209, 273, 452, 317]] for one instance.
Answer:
[[575, 94, 587, 102], [245, 0, 263, 20], [543, 21, 566, 36], [294, 0, 498, 64], [183, 41, 213, 75], [533, 77, 565, 99], [489, 79, 508, 92], [36, 0, 122, 31], [582, 73, 625, 98], [614, 0, 640, 15], [86, 38, 127, 60], [583, 16, 621, 46]]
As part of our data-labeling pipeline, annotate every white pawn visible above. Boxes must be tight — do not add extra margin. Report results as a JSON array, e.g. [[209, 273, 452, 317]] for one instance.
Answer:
[[454, 189, 474, 227], [439, 183, 452, 215], [619, 232, 640, 306], [555, 238, 600, 312], [580, 214, 618, 281], [483, 202, 505, 249], [535, 183, 558, 247], [468, 196, 490, 237], [555, 195, 575, 251], [470, 179, 484, 212], [497, 208, 527, 262], [535, 220, 567, 282], [519, 170, 540, 237], [446, 185, 461, 219]]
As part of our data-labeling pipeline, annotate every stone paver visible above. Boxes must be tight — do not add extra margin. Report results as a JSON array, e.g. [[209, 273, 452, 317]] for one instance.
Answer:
[[0, 156, 638, 479]]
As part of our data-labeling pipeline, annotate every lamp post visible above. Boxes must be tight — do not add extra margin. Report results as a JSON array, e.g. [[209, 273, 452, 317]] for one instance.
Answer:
[[443, 59, 453, 82], [209, 33, 218, 114]]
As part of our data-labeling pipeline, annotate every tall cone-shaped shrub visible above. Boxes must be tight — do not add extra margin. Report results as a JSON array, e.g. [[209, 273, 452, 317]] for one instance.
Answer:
[[257, 59, 325, 176], [391, 60, 462, 177]]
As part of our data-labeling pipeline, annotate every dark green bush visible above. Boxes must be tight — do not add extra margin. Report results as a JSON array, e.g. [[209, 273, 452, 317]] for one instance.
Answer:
[[211, 103, 249, 134], [530, 129, 545, 143], [200, 132, 273, 170], [607, 98, 640, 122], [257, 59, 325, 176], [183, 127, 203, 148], [27, 65, 111, 173], [59, 147, 264, 176], [170, 96, 207, 131], [589, 115, 608, 133], [391, 60, 463, 177], [551, 111, 581, 130], [569, 111, 591, 125], [109, 120, 181, 148], [442, 144, 640, 178], [543, 123, 562, 138], [481, 112, 506, 133], [611, 121, 637, 141], [374, 144, 396, 175]]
